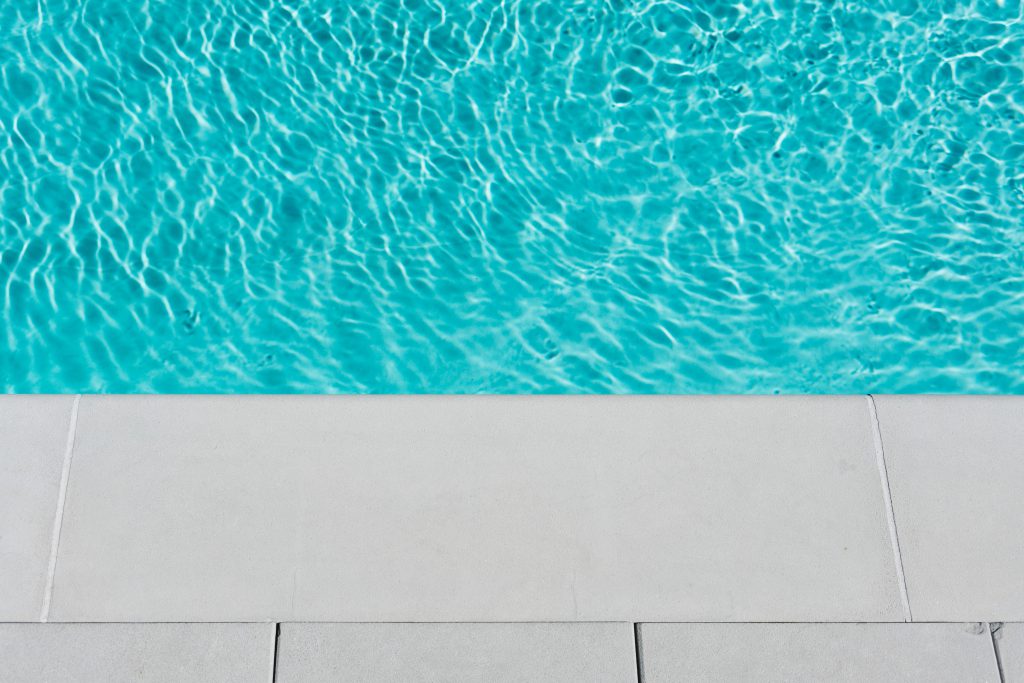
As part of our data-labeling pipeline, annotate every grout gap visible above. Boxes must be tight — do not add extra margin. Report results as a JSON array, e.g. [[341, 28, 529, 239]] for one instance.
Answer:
[[990, 622, 1005, 683], [866, 394, 913, 622], [40, 394, 81, 622], [634, 623, 645, 683], [271, 623, 281, 683]]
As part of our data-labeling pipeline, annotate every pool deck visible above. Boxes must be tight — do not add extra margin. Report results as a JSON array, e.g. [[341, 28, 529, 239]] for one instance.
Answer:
[[1, 395, 1022, 680]]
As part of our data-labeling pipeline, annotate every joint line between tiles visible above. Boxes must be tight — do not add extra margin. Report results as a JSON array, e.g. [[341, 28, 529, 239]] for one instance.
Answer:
[[40, 394, 81, 622], [271, 623, 282, 683], [633, 623, 645, 683], [866, 394, 912, 622], [990, 623, 1006, 683]]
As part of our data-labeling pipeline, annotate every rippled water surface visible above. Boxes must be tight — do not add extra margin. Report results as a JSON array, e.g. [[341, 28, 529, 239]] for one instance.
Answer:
[[2, 1, 1023, 392]]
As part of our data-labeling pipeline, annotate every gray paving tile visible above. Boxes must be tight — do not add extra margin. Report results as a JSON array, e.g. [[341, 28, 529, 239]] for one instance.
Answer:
[[0, 396, 75, 620], [996, 623, 1024, 682], [0, 623, 272, 683], [874, 396, 1024, 620], [276, 622, 635, 683], [639, 622, 1000, 682], [52, 396, 900, 621]]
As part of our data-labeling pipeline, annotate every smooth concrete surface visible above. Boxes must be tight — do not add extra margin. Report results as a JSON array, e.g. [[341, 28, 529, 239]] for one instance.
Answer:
[[275, 622, 636, 683], [997, 623, 1024, 682], [0, 623, 273, 683], [874, 396, 1024, 621], [638, 622, 1001, 682], [49, 395, 901, 622], [0, 396, 74, 620]]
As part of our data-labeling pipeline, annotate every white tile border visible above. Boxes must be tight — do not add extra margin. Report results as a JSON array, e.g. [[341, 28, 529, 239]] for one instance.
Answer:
[[0, 622, 274, 683], [274, 622, 637, 683], [994, 622, 1024, 682], [873, 395, 1024, 621], [637, 622, 1002, 682], [46, 395, 901, 622], [0, 396, 77, 620], [2, 395, 1021, 624], [0, 621, 1015, 683]]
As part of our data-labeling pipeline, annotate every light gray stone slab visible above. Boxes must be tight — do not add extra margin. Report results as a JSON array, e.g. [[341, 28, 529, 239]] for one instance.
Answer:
[[275, 622, 635, 683], [0, 623, 273, 683], [0, 396, 75, 620], [996, 623, 1024, 682], [874, 396, 1024, 620], [639, 622, 1001, 682], [51, 396, 900, 621]]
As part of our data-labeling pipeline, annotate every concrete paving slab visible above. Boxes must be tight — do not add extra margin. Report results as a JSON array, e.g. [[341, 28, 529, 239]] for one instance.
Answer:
[[873, 396, 1024, 620], [275, 622, 635, 683], [0, 623, 273, 683], [639, 622, 1000, 682], [0, 396, 75, 620], [996, 623, 1024, 682], [50, 396, 900, 621]]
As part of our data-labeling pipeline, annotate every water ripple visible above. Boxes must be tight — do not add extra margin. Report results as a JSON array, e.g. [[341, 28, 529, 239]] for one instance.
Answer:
[[1, 0, 1023, 392]]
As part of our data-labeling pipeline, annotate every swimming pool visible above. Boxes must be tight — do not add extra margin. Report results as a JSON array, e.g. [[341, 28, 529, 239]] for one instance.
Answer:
[[2, 1, 1022, 393]]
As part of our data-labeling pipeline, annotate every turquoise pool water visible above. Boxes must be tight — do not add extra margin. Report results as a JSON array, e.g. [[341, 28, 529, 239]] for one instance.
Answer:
[[2, 1, 1023, 393]]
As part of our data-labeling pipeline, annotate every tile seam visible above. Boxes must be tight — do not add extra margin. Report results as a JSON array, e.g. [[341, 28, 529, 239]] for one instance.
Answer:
[[271, 622, 282, 683], [866, 394, 912, 622], [990, 622, 1006, 683], [633, 623, 645, 683], [40, 394, 81, 623]]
